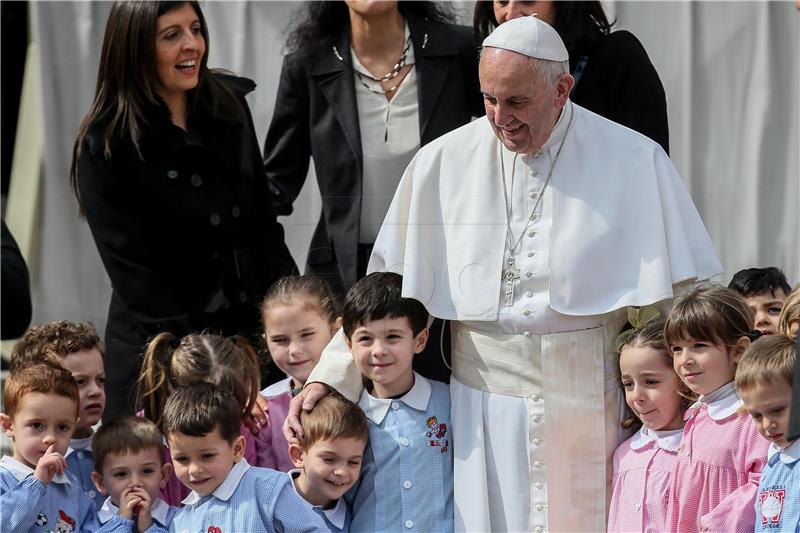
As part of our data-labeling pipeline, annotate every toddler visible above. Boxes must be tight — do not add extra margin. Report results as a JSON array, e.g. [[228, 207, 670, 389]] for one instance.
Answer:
[[288, 393, 369, 532], [728, 267, 792, 336], [777, 283, 800, 338], [92, 416, 177, 532], [11, 320, 107, 508], [261, 275, 341, 471], [163, 382, 328, 532], [665, 285, 769, 531], [737, 335, 798, 532], [0, 361, 95, 531]]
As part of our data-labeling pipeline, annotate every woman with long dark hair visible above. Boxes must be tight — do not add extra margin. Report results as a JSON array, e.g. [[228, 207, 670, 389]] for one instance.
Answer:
[[70, 1, 296, 419], [475, 0, 670, 153]]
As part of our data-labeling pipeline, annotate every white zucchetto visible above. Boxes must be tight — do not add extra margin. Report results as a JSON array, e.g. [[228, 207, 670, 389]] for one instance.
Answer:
[[482, 15, 569, 62]]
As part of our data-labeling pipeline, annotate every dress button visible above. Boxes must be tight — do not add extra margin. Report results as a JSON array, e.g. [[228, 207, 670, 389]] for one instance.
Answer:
[[405, 520, 414, 529], [532, 414, 542, 423], [528, 230, 536, 238], [210, 213, 221, 226], [166, 169, 179, 179], [400, 437, 410, 447], [391, 401, 400, 410], [635, 503, 642, 511], [77, 452, 84, 459], [190, 174, 202, 187], [238, 291, 247, 303], [231, 205, 241, 218], [403, 480, 412, 489]]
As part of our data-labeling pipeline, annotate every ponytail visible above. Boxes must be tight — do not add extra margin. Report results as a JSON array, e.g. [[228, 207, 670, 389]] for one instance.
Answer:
[[229, 335, 261, 418], [136, 332, 178, 427]]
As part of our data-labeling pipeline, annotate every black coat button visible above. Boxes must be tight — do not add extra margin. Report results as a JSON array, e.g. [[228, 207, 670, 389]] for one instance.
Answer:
[[210, 213, 221, 226], [190, 174, 203, 187], [166, 169, 179, 179], [231, 205, 241, 218]]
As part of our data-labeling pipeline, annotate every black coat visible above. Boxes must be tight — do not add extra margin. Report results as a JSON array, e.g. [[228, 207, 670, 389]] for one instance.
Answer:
[[78, 75, 297, 418], [263, 15, 483, 294]]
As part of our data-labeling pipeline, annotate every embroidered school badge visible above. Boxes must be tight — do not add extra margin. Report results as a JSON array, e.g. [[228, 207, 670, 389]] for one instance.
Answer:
[[760, 488, 786, 526], [53, 510, 75, 533], [425, 416, 449, 453], [207, 526, 224, 533]]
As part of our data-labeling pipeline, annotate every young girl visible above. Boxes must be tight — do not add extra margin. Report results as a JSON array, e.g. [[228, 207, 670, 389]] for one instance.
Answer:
[[777, 282, 800, 338], [664, 285, 770, 531], [259, 275, 341, 472], [137, 332, 267, 506], [608, 315, 693, 532]]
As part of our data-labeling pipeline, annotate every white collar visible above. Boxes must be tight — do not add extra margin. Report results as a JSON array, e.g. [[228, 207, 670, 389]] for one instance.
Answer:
[[767, 439, 800, 466], [691, 382, 743, 421], [261, 377, 292, 397], [98, 496, 171, 526], [65, 433, 94, 458], [0, 455, 70, 485], [181, 458, 251, 506], [629, 426, 683, 452], [521, 100, 573, 163], [358, 372, 431, 425], [287, 469, 347, 529]]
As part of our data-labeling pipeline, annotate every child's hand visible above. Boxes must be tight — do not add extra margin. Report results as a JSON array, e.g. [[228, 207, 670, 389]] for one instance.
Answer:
[[245, 394, 270, 435], [33, 445, 66, 485], [132, 488, 153, 532], [119, 486, 148, 520]]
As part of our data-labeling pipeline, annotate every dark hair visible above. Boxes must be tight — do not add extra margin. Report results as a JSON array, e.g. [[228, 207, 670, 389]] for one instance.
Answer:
[[4, 361, 80, 420], [285, 1, 456, 57], [261, 275, 341, 327], [664, 285, 754, 349], [93, 416, 164, 473], [728, 267, 792, 298], [342, 272, 428, 338], [11, 321, 103, 371], [473, 1, 612, 58], [69, 1, 246, 213], [161, 382, 241, 442]]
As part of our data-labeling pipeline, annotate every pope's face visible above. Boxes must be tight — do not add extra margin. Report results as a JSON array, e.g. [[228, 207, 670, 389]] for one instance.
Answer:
[[480, 47, 572, 155]]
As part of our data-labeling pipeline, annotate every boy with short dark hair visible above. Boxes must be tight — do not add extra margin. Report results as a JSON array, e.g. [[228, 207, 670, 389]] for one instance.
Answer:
[[288, 393, 369, 532], [728, 267, 792, 336], [343, 272, 453, 532], [0, 361, 95, 532], [162, 382, 328, 532], [91, 416, 176, 532]]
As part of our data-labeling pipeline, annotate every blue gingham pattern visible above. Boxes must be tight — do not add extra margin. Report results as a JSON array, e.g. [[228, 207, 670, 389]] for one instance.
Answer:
[[66, 444, 106, 509]]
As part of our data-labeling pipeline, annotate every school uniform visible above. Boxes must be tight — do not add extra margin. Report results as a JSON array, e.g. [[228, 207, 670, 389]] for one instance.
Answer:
[[260, 378, 295, 472], [170, 458, 328, 532], [0, 455, 95, 532], [96, 495, 177, 532], [66, 434, 105, 509], [754, 439, 800, 532], [288, 469, 350, 533], [350, 372, 453, 533]]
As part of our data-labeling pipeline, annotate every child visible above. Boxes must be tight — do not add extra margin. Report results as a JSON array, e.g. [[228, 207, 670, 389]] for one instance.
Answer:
[[343, 272, 453, 533], [664, 285, 770, 531], [728, 267, 792, 336], [608, 315, 693, 532], [288, 393, 369, 532], [91, 416, 177, 532], [0, 361, 95, 531], [736, 335, 798, 532], [162, 382, 329, 532], [777, 283, 800, 338], [11, 320, 107, 509], [260, 275, 342, 472], [136, 332, 269, 506]]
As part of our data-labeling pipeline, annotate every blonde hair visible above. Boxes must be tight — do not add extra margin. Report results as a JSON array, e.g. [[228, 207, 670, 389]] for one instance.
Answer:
[[261, 275, 340, 327], [11, 321, 102, 370], [664, 285, 754, 349], [136, 332, 260, 428], [297, 392, 368, 450], [778, 283, 800, 338], [735, 335, 796, 391]]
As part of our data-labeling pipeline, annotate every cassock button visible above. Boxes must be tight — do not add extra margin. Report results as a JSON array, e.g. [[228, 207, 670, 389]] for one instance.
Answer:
[[210, 213, 221, 226], [534, 527, 543, 533], [522, 309, 531, 316], [527, 251, 535, 257], [190, 174, 202, 187], [400, 437, 410, 447], [635, 503, 642, 511], [531, 394, 540, 402], [166, 169, 179, 179], [533, 460, 542, 468], [525, 291, 532, 298], [527, 230, 536, 238], [532, 414, 542, 423], [523, 331, 531, 337], [525, 272, 533, 278], [391, 402, 400, 410], [533, 438, 541, 445], [535, 504, 544, 512], [534, 482, 544, 489], [403, 480, 412, 489], [405, 520, 414, 529]]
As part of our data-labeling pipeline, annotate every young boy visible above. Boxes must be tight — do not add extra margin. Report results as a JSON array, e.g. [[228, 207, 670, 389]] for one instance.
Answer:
[[0, 361, 95, 532], [736, 335, 798, 532], [12, 320, 107, 508], [162, 382, 329, 532], [288, 393, 368, 533], [91, 416, 176, 532], [729, 267, 792, 336], [343, 272, 453, 532]]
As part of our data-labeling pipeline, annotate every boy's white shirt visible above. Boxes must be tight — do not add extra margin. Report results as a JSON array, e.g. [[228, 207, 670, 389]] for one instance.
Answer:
[[287, 469, 347, 529], [97, 495, 171, 525], [0, 455, 70, 484], [358, 372, 431, 424], [65, 433, 93, 457], [768, 438, 800, 465], [181, 457, 250, 505]]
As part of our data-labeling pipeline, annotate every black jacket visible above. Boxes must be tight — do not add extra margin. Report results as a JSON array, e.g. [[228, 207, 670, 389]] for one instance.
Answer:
[[78, 75, 296, 417], [263, 15, 483, 294]]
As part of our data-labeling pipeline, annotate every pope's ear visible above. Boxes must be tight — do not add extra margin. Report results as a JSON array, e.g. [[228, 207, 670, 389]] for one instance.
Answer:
[[555, 73, 574, 106]]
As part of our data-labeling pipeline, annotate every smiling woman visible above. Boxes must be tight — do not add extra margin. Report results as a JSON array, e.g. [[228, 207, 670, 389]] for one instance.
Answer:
[[69, 1, 297, 420]]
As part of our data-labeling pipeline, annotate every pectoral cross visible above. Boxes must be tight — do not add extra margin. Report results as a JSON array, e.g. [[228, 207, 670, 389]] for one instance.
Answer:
[[501, 257, 520, 307]]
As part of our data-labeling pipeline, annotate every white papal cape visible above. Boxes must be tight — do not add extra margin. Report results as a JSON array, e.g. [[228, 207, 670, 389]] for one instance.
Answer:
[[309, 101, 723, 532]]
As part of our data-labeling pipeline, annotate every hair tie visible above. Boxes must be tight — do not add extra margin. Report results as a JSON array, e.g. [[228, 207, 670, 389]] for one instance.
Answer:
[[168, 335, 181, 351], [613, 306, 662, 353]]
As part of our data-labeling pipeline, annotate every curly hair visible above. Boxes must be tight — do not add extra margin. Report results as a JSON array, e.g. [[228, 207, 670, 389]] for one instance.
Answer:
[[11, 320, 102, 370]]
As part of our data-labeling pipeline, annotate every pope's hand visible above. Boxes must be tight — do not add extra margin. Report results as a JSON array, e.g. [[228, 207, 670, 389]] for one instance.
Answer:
[[282, 383, 330, 440]]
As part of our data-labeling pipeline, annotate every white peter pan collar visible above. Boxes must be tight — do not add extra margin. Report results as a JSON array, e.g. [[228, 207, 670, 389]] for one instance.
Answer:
[[359, 372, 431, 425], [767, 439, 800, 466], [65, 433, 93, 458], [691, 381, 743, 421], [0, 455, 70, 485], [629, 426, 683, 452], [287, 469, 347, 529], [182, 458, 250, 505], [98, 495, 171, 526]]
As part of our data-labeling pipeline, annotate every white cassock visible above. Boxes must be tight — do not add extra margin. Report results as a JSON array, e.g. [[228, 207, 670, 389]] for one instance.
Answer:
[[308, 101, 723, 532]]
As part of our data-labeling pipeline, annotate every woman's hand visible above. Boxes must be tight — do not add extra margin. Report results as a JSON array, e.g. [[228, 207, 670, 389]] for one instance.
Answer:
[[282, 382, 330, 440]]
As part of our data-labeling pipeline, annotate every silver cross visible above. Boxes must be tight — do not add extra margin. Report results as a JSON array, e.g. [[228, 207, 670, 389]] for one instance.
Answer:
[[501, 257, 521, 307]]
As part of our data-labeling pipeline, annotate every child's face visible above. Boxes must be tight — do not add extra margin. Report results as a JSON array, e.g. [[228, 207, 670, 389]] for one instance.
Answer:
[[264, 302, 338, 387], [167, 427, 245, 497], [740, 380, 793, 449], [290, 437, 365, 507], [620, 345, 685, 431], [347, 316, 428, 398], [671, 335, 748, 396], [745, 290, 786, 336], [60, 348, 106, 433], [0, 392, 77, 468], [92, 447, 171, 506]]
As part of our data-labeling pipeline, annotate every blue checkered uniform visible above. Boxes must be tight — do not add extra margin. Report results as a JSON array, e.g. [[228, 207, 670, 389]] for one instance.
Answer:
[[66, 437, 106, 510], [754, 441, 800, 532]]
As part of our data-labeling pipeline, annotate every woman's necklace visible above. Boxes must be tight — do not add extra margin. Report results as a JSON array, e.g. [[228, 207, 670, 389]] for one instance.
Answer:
[[333, 34, 412, 95]]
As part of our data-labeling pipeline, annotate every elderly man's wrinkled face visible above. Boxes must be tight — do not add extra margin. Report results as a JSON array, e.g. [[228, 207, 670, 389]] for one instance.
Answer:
[[480, 48, 572, 155]]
